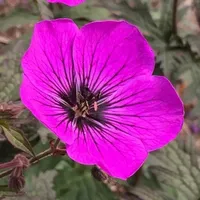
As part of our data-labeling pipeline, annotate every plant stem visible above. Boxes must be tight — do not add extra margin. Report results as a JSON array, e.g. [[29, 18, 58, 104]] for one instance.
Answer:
[[29, 148, 52, 164], [0, 169, 12, 179], [0, 138, 60, 179], [0, 160, 19, 169], [172, 0, 178, 35]]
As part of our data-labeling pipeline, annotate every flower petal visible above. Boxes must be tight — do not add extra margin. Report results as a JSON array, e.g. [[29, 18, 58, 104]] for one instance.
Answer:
[[47, 0, 85, 6], [20, 19, 79, 144], [73, 20, 155, 94], [66, 128, 148, 179], [104, 75, 184, 151], [21, 75, 77, 144]]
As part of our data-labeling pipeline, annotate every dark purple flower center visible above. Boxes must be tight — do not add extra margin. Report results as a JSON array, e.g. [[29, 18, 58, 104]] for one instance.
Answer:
[[58, 85, 108, 131], [72, 87, 100, 118]]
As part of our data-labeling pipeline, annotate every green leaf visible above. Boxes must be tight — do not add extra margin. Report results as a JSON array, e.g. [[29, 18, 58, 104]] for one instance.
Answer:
[[36, 0, 53, 20], [25, 143, 62, 177], [0, 8, 37, 102], [5, 170, 57, 200], [1, 126, 34, 156], [0, 120, 9, 128], [101, 0, 162, 38], [147, 134, 200, 200], [0, 56, 21, 101], [157, 47, 200, 79], [0, 9, 38, 32], [0, 40, 25, 102], [158, 0, 174, 40], [54, 161, 117, 200], [185, 35, 200, 57], [129, 186, 173, 200], [25, 170, 57, 200], [55, 3, 111, 21], [0, 185, 19, 198]]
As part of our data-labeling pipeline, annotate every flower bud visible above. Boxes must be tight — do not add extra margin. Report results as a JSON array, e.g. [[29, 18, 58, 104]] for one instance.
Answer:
[[0, 102, 25, 120], [7, 154, 29, 192], [14, 154, 29, 169], [8, 167, 25, 192], [0, 154, 29, 170], [91, 166, 108, 182]]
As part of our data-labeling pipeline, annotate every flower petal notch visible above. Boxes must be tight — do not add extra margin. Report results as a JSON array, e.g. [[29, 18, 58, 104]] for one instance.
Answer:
[[47, 0, 85, 6], [20, 19, 184, 180]]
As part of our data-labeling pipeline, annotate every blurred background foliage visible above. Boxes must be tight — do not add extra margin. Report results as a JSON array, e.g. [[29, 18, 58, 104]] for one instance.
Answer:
[[0, 0, 200, 199]]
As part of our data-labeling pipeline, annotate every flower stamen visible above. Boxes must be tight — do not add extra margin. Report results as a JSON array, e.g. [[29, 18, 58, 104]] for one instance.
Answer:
[[72, 101, 89, 118], [72, 86, 101, 118]]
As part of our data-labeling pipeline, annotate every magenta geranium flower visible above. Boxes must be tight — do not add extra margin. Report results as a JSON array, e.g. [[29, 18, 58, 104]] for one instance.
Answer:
[[47, 0, 84, 6], [20, 19, 184, 179]]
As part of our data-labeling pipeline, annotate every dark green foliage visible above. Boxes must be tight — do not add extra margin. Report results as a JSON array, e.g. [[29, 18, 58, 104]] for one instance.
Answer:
[[125, 134, 200, 200], [54, 161, 117, 200]]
